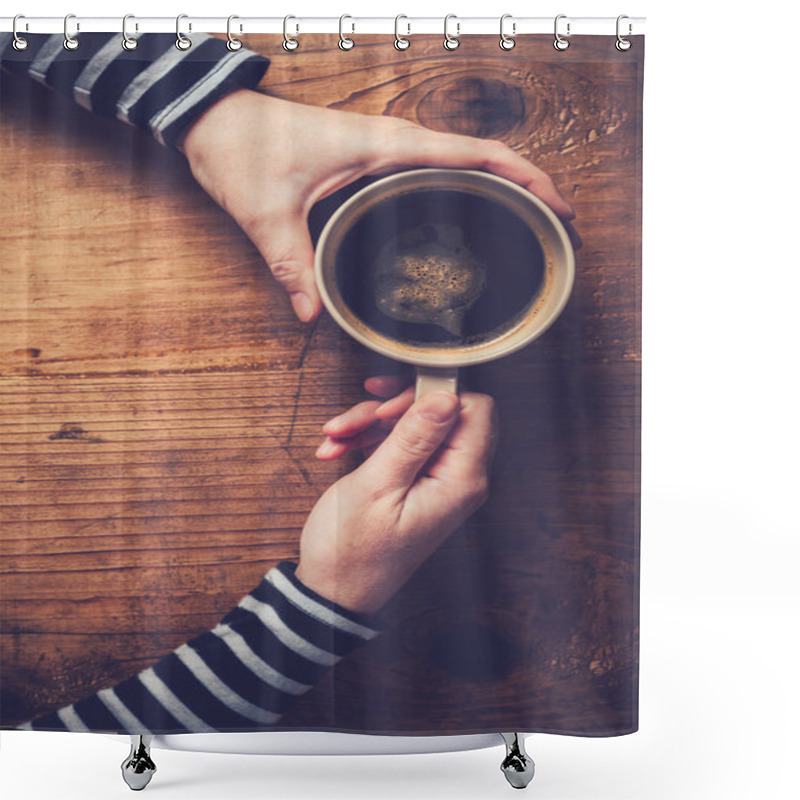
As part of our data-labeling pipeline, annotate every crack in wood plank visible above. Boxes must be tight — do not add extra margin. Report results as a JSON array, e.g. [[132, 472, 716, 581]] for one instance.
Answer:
[[284, 317, 320, 449]]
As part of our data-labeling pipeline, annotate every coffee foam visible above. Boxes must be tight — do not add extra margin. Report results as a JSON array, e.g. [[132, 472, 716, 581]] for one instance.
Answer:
[[372, 223, 486, 336], [319, 172, 572, 367]]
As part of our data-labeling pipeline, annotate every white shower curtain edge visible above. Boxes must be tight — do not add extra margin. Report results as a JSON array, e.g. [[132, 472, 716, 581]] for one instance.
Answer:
[[103, 731, 524, 755]]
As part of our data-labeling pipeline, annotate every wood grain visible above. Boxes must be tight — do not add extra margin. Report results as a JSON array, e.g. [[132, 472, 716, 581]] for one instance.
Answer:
[[0, 34, 642, 734]]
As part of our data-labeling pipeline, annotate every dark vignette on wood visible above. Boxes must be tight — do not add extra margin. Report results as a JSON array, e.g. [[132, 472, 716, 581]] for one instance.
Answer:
[[0, 35, 642, 734]]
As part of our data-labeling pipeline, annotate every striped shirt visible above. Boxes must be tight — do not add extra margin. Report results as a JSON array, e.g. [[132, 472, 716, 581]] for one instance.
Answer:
[[18, 561, 388, 733], [2, 36, 386, 733], [0, 32, 270, 149]]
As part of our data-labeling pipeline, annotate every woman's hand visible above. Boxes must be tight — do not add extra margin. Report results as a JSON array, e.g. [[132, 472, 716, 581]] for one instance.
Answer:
[[315, 374, 415, 461], [295, 379, 499, 614], [181, 89, 575, 323]]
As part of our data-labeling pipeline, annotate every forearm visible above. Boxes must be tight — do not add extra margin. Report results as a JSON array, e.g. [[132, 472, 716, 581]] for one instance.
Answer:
[[0, 32, 269, 150], [19, 561, 387, 734]]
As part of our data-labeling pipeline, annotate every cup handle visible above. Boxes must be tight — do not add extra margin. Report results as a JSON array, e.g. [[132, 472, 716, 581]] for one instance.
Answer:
[[415, 366, 459, 400]]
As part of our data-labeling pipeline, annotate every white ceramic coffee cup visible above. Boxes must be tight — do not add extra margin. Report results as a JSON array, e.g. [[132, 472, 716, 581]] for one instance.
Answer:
[[315, 168, 575, 398]]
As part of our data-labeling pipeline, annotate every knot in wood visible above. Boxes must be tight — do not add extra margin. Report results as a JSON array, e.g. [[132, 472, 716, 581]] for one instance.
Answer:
[[417, 77, 524, 139]]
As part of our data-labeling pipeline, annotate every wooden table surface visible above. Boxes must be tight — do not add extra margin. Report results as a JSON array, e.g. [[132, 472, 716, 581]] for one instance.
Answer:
[[0, 34, 643, 734]]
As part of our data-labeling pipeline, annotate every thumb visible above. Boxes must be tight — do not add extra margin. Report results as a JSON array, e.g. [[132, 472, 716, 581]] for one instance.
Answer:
[[363, 391, 460, 492], [246, 213, 321, 322]]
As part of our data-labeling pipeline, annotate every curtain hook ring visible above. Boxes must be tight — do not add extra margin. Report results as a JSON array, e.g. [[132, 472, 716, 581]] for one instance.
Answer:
[[443, 13, 460, 51], [122, 14, 138, 51], [227, 15, 243, 51], [394, 14, 410, 50], [499, 13, 516, 50], [64, 13, 79, 51], [175, 13, 192, 51], [283, 15, 299, 51], [339, 14, 355, 50], [616, 14, 632, 51], [12, 14, 28, 51], [554, 14, 570, 51]]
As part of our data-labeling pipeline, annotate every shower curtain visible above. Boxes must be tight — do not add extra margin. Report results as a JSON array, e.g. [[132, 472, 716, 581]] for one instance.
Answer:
[[0, 28, 643, 738]]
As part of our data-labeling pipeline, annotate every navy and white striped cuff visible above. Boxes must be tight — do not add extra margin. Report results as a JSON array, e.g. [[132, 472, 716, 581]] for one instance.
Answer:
[[18, 561, 388, 734], [0, 32, 270, 150]]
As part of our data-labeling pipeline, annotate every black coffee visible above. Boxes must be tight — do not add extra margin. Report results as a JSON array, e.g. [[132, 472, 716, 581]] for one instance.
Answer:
[[335, 188, 546, 347]]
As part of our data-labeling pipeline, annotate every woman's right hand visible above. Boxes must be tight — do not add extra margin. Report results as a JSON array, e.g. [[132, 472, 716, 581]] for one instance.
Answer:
[[295, 377, 498, 614], [314, 374, 415, 460]]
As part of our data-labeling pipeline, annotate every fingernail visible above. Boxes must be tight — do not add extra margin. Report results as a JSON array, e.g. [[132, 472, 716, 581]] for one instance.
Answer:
[[291, 292, 313, 322], [323, 416, 342, 433], [315, 439, 335, 458], [417, 391, 459, 423]]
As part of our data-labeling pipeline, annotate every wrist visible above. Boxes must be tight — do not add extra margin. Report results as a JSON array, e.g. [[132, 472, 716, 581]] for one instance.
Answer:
[[178, 87, 251, 157], [295, 561, 390, 616]]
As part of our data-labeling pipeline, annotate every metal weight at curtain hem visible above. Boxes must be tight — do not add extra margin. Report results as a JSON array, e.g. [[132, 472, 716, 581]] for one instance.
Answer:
[[116, 734, 535, 792]]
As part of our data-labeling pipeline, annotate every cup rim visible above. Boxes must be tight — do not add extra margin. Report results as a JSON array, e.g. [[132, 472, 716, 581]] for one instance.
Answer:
[[315, 168, 575, 368]]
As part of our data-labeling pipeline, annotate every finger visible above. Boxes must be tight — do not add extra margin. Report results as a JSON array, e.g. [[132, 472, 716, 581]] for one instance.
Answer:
[[322, 400, 382, 438], [316, 426, 390, 460], [375, 128, 575, 222], [562, 219, 583, 251], [364, 374, 413, 398], [375, 386, 415, 420], [424, 393, 498, 486], [363, 390, 461, 492], [245, 213, 322, 322], [315, 437, 348, 460]]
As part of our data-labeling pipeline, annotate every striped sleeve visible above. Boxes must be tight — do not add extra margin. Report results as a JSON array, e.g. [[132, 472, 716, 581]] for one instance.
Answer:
[[18, 562, 389, 734], [0, 31, 269, 150]]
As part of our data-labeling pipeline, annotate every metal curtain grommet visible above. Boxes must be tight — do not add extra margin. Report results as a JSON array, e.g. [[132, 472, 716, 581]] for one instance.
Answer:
[[339, 14, 355, 50], [394, 14, 410, 50], [12, 14, 28, 51], [122, 14, 138, 51], [227, 15, 243, 51], [64, 13, 79, 51], [499, 14, 515, 50], [283, 15, 299, 51], [443, 13, 460, 50], [554, 14, 570, 51], [175, 14, 191, 51], [616, 14, 632, 51]]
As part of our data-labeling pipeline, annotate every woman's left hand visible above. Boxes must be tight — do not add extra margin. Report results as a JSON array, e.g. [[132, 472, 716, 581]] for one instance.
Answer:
[[181, 89, 576, 323]]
